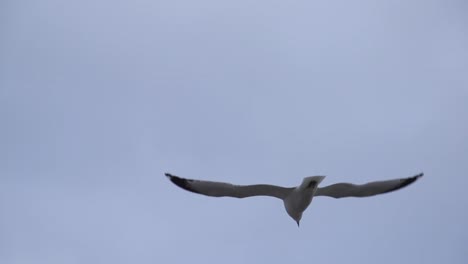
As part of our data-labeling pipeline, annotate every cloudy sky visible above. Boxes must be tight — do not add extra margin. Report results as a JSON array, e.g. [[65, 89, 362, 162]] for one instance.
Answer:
[[1, 0, 467, 263]]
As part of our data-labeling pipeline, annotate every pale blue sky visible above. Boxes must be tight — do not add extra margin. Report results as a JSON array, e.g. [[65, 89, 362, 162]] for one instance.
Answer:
[[1, 0, 467, 263]]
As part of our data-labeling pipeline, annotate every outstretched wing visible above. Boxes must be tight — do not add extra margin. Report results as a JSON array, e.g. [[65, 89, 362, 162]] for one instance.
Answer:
[[165, 173, 293, 200], [314, 173, 423, 198]]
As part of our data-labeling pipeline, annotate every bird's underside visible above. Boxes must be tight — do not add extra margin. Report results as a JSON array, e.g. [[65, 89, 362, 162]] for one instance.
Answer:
[[165, 172, 423, 225]]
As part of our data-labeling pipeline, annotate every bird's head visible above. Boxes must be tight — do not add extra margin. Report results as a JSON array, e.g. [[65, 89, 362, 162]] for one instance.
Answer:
[[292, 212, 303, 227]]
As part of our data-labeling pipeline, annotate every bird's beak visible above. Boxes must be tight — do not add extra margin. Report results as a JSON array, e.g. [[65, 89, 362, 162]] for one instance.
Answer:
[[296, 220, 300, 227]]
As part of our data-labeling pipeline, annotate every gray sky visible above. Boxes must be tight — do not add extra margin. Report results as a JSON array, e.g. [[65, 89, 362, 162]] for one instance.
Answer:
[[1, 0, 467, 263]]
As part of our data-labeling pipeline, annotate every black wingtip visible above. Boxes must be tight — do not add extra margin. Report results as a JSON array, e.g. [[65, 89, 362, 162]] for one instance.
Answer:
[[164, 173, 201, 194], [408, 172, 424, 184], [387, 172, 423, 193]]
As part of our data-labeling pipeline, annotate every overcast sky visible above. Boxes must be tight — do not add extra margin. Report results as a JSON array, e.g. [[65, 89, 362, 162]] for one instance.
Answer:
[[1, 0, 468, 263]]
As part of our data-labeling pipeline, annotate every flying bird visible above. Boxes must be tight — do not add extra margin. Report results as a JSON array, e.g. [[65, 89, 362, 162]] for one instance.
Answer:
[[165, 172, 423, 226]]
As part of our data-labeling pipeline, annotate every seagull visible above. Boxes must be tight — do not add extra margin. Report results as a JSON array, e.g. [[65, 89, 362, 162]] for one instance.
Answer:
[[165, 172, 423, 226]]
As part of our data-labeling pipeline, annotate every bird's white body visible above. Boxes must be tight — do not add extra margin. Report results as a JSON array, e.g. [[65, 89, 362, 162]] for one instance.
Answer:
[[283, 176, 325, 225]]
